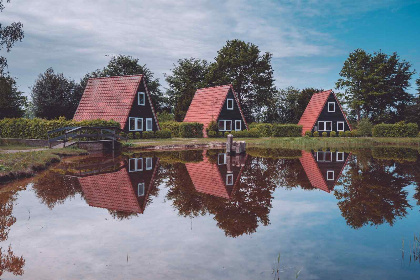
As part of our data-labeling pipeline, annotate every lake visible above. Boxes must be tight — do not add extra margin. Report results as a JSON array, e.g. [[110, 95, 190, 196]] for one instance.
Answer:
[[0, 147, 419, 279]]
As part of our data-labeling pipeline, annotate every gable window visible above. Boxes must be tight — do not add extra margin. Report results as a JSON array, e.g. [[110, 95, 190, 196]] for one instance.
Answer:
[[138, 92, 145, 106], [227, 99, 234, 110], [327, 171, 334, 181], [318, 121, 332, 131], [129, 158, 143, 172], [226, 174, 234, 185], [129, 117, 143, 131], [218, 120, 232, 131], [145, 157, 153, 170], [328, 102, 335, 112], [235, 120, 241, 131], [336, 152, 344, 162], [138, 183, 145, 197], [317, 151, 332, 162], [146, 118, 153, 131], [337, 121, 345, 131], [218, 153, 226, 165]]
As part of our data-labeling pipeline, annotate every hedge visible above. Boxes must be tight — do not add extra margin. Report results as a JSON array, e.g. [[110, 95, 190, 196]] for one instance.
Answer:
[[159, 121, 203, 138], [372, 122, 418, 137], [271, 124, 302, 137], [0, 117, 120, 140], [230, 128, 260, 138]]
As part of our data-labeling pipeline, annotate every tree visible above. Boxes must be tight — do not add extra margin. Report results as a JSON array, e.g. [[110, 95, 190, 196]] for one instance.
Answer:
[[405, 78, 420, 126], [277, 87, 323, 123], [336, 49, 415, 123], [82, 55, 166, 112], [165, 58, 210, 121], [0, 0, 24, 75], [31, 68, 83, 119], [206, 40, 278, 123], [0, 75, 26, 118]]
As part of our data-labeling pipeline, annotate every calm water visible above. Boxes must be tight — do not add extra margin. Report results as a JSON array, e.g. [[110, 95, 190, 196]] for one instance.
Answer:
[[1, 147, 419, 279]]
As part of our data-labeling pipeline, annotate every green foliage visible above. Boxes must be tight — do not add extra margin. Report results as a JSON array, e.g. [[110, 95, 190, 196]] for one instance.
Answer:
[[372, 147, 418, 162], [271, 124, 302, 137], [305, 131, 312, 137], [345, 131, 352, 137], [313, 131, 319, 137], [155, 129, 171, 139], [351, 129, 359, 137], [330, 131, 337, 137], [247, 148, 301, 159], [372, 122, 418, 137], [31, 68, 83, 119], [165, 58, 210, 121], [251, 123, 273, 137], [0, 117, 119, 139], [339, 131, 345, 137], [134, 132, 141, 139], [357, 118, 373, 136], [207, 131, 218, 138], [231, 128, 260, 138], [157, 111, 174, 123], [141, 131, 155, 139], [206, 120, 218, 134], [159, 121, 203, 138], [336, 49, 415, 123], [322, 132, 328, 137], [0, 76, 26, 118]]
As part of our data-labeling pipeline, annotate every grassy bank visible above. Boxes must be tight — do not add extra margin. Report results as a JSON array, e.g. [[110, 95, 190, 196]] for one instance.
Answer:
[[128, 137, 420, 151], [0, 148, 87, 183]]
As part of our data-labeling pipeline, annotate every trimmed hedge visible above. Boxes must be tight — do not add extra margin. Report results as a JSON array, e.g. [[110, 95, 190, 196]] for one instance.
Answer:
[[231, 128, 260, 138], [372, 122, 418, 137], [159, 121, 203, 138], [271, 124, 302, 137], [0, 117, 120, 139]]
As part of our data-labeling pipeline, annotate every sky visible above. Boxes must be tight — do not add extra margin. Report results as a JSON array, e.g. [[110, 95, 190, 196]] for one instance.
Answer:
[[2, 0, 420, 98]]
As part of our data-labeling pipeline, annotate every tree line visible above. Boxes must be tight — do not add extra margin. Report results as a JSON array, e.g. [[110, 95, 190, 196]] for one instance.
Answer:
[[1, 0, 419, 125]]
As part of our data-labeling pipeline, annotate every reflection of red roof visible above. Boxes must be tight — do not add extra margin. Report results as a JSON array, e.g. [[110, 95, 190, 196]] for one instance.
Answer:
[[298, 90, 351, 135], [73, 75, 159, 130], [79, 167, 141, 213], [183, 84, 248, 137], [185, 152, 230, 199], [299, 151, 330, 192]]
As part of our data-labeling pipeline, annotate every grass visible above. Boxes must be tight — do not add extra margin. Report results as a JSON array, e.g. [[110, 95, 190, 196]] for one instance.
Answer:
[[0, 148, 87, 183], [0, 145, 37, 150]]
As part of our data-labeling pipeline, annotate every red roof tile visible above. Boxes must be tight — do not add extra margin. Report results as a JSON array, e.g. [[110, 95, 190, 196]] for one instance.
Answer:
[[298, 90, 351, 135], [183, 84, 248, 137], [299, 151, 330, 193], [78, 166, 141, 213], [73, 75, 159, 130]]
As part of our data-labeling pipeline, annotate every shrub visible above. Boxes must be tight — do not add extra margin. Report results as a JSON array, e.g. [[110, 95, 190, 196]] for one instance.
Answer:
[[357, 118, 373, 137], [322, 132, 328, 137], [207, 131, 218, 138], [142, 131, 155, 139], [372, 122, 418, 137], [157, 111, 174, 123], [231, 128, 260, 138], [155, 129, 171, 139], [339, 131, 345, 137], [345, 131, 352, 137], [159, 121, 203, 138], [206, 120, 218, 134], [330, 131, 336, 137], [251, 123, 272, 137], [304, 131, 312, 137], [135, 132, 141, 139], [351, 129, 359, 137], [313, 131, 319, 137], [127, 132, 134, 139], [271, 124, 302, 137]]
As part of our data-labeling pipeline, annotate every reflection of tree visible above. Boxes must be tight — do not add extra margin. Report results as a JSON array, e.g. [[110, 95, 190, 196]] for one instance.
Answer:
[[0, 245, 25, 277], [107, 210, 138, 220], [334, 156, 411, 228]]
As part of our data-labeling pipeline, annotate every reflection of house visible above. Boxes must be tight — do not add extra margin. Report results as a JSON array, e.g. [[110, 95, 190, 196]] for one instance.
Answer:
[[299, 150, 350, 192], [185, 151, 247, 199], [77, 156, 159, 214]]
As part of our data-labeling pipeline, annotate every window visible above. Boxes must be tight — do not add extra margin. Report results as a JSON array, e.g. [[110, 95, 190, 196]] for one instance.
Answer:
[[129, 117, 143, 131], [227, 98, 234, 110], [316, 151, 332, 162], [226, 174, 234, 185], [138, 183, 145, 197], [145, 157, 153, 170], [146, 118, 153, 131], [328, 102, 335, 112], [218, 153, 226, 165], [337, 121, 344, 131], [129, 158, 143, 172], [327, 171, 334, 181], [138, 92, 145, 105], [336, 152, 344, 162], [318, 121, 332, 131], [325, 152, 332, 162], [235, 120, 241, 131], [218, 120, 233, 131]]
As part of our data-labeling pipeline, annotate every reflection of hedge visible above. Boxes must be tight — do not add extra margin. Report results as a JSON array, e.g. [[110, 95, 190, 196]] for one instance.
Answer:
[[159, 122, 203, 138], [0, 117, 120, 139], [372, 122, 418, 137], [129, 150, 204, 164], [247, 148, 302, 159], [372, 147, 418, 162]]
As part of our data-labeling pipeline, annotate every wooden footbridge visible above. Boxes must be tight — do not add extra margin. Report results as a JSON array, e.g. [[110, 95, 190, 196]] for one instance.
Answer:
[[47, 126, 127, 151]]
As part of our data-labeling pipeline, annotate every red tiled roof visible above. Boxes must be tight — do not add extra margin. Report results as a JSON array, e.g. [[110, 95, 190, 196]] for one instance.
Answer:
[[299, 151, 330, 193], [298, 90, 351, 135], [183, 84, 248, 137], [73, 75, 159, 130], [79, 166, 141, 213], [185, 151, 230, 199]]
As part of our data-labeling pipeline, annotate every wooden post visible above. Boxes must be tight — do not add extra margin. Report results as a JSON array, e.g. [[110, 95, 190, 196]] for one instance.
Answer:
[[226, 134, 233, 154], [226, 154, 232, 173]]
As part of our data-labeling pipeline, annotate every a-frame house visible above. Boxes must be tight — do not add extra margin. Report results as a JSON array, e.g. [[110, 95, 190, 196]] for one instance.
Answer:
[[73, 74, 160, 133], [183, 84, 248, 137], [298, 90, 351, 136]]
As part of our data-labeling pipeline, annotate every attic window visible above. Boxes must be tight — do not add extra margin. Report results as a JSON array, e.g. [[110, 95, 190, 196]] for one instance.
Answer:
[[227, 99, 234, 110], [336, 152, 344, 162], [327, 171, 335, 181], [226, 174, 234, 185], [138, 92, 145, 106], [328, 102, 335, 112], [138, 183, 145, 197]]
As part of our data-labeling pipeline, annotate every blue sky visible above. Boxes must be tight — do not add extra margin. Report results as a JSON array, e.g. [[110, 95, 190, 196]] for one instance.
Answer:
[[2, 0, 420, 97]]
